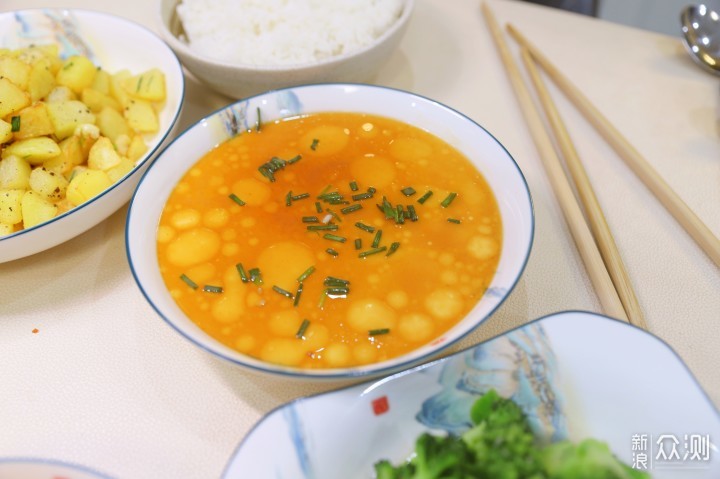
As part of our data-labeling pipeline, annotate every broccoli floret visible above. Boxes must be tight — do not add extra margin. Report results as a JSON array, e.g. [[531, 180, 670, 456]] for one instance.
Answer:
[[373, 389, 649, 479], [373, 432, 474, 479], [542, 439, 651, 479]]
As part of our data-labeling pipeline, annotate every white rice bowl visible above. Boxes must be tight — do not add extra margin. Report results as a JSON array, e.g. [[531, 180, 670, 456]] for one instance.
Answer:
[[177, 0, 404, 66]]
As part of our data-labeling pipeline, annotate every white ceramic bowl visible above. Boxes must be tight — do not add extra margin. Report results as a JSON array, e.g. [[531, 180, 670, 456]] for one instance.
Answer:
[[157, 0, 414, 99], [126, 83, 534, 380], [0, 9, 184, 263], [223, 311, 720, 479]]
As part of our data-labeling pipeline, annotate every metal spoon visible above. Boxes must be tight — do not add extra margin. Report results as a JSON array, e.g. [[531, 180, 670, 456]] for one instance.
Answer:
[[680, 4, 720, 75]]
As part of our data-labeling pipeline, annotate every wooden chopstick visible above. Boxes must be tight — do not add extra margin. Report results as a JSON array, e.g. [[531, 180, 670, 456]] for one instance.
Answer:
[[507, 24, 720, 268], [480, 3, 629, 323], [518, 49, 647, 329]]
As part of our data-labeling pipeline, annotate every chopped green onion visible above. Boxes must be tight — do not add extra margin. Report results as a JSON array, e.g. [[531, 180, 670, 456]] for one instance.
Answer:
[[441, 192, 458, 208], [228, 193, 246, 206], [325, 208, 342, 223], [396, 205, 405, 224], [326, 287, 349, 297], [272, 285, 294, 299], [297, 265, 316, 282], [296, 318, 310, 338], [310, 138, 319, 150], [293, 283, 304, 307], [258, 165, 275, 182], [287, 155, 302, 164], [315, 201, 323, 213], [179, 273, 198, 290], [285, 191, 293, 206], [354, 238, 362, 250], [292, 193, 310, 201], [302, 216, 319, 223], [349, 180, 359, 191], [318, 291, 328, 308], [407, 205, 418, 222], [368, 187, 377, 194], [386, 242, 401, 256], [379, 196, 397, 220], [248, 267, 263, 285], [369, 328, 390, 336], [307, 224, 339, 231], [10, 116, 20, 132], [371, 229, 383, 248], [351, 191, 374, 201], [340, 204, 362, 214], [355, 222, 375, 233], [324, 276, 350, 286], [255, 107, 262, 131], [235, 263, 249, 282], [323, 233, 347, 243], [417, 190, 434, 204], [359, 246, 387, 258], [203, 284, 223, 294], [401, 186, 416, 196], [447, 218, 462, 224], [326, 248, 339, 257]]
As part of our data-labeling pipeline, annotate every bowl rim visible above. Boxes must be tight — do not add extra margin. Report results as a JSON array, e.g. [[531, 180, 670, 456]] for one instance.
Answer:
[[158, 0, 415, 72], [125, 82, 535, 379], [0, 8, 186, 250]]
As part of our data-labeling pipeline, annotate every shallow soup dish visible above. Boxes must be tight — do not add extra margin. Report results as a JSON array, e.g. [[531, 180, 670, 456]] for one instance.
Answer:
[[126, 84, 533, 379]]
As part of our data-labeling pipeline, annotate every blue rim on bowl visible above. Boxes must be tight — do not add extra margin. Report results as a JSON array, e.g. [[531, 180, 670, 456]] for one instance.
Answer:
[[125, 83, 534, 379]]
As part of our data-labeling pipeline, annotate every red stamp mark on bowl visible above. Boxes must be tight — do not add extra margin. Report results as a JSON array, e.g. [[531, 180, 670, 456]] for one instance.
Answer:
[[372, 396, 389, 415]]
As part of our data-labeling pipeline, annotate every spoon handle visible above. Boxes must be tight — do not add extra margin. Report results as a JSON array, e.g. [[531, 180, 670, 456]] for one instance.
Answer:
[[507, 24, 720, 268]]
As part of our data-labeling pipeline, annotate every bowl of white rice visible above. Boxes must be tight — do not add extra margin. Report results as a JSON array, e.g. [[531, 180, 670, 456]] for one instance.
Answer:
[[158, 0, 414, 99]]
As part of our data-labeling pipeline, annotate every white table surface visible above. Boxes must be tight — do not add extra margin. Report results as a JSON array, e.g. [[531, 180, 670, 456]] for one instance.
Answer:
[[1, 0, 718, 478]]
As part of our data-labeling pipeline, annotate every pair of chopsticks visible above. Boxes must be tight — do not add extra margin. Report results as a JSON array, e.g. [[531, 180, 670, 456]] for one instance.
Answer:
[[481, 3, 720, 330]]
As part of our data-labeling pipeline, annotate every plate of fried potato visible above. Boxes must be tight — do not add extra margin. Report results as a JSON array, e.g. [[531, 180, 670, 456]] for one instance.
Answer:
[[0, 8, 184, 262]]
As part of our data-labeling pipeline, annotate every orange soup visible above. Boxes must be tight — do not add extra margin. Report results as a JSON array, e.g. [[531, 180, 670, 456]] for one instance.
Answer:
[[156, 112, 502, 369]]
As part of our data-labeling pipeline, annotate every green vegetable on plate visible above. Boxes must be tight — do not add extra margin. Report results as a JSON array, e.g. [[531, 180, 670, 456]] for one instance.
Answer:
[[374, 389, 649, 479]]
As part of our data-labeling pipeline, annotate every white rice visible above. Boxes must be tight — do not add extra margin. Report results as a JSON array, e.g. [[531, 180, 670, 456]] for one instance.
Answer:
[[177, 0, 405, 66]]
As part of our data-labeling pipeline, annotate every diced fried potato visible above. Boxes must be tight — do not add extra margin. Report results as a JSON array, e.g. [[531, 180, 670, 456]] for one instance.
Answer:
[[21, 190, 57, 228], [124, 99, 159, 133], [106, 156, 134, 182], [81, 88, 121, 113], [96, 106, 130, 142], [29, 167, 68, 201], [0, 221, 14, 236], [109, 70, 132, 108], [91, 69, 111, 95], [0, 56, 31, 90], [15, 45, 61, 72], [45, 85, 77, 103], [43, 136, 84, 177], [0, 189, 24, 224], [122, 68, 166, 102], [46, 100, 95, 140], [88, 137, 122, 171], [2, 137, 61, 165], [75, 123, 100, 159], [0, 119, 12, 144], [28, 60, 57, 102], [126, 135, 148, 162], [13, 102, 54, 140], [114, 134, 131, 156], [56, 55, 97, 94], [0, 77, 31, 117], [0, 155, 32, 189], [66, 169, 112, 206]]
